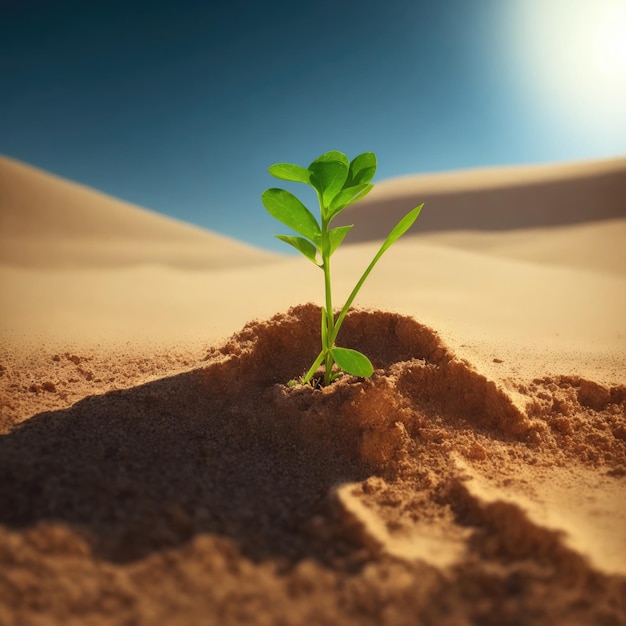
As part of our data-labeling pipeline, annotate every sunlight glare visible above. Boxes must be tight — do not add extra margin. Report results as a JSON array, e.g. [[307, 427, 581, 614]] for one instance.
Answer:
[[510, 0, 626, 138], [592, 1, 626, 78]]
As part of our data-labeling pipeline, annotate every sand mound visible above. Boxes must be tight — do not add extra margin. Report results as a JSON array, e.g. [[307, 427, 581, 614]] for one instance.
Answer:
[[1, 305, 625, 625]]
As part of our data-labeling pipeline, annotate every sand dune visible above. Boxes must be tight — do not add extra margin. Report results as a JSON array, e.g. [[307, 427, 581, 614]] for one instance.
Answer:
[[414, 218, 626, 276], [337, 157, 626, 241], [0, 156, 279, 269], [1, 157, 625, 626]]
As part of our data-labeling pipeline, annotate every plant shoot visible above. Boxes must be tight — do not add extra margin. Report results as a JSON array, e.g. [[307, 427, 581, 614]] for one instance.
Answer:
[[262, 150, 422, 386]]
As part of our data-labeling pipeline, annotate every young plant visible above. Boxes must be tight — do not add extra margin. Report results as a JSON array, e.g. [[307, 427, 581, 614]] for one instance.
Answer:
[[262, 150, 423, 386]]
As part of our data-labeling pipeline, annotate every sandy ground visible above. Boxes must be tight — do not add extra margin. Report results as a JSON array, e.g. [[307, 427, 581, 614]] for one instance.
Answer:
[[1, 155, 625, 625]]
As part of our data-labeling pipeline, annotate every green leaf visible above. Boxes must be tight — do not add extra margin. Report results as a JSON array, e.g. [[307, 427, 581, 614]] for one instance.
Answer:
[[262, 188, 321, 242], [330, 347, 374, 378], [328, 183, 373, 219], [308, 151, 349, 209], [275, 235, 318, 264], [346, 152, 377, 187], [328, 225, 353, 255], [321, 306, 328, 347], [378, 203, 423, 254], [268, 163, 311, 184]]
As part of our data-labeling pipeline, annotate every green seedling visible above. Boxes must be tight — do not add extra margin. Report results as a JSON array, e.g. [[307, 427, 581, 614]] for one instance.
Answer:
[[262, 150, 423, 386]]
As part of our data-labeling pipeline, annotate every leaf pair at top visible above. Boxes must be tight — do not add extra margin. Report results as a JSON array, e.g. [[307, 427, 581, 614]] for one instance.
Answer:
[[261, 151, 376, 265]]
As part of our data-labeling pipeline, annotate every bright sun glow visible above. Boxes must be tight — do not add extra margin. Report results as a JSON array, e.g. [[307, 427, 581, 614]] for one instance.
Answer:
[[586, 2, 626, 79], [511, 0, 626, 138]]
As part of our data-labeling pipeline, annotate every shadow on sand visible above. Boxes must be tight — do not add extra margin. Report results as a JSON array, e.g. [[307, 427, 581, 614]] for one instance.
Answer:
[[0, 304, 531, 565], [0, 354, 373, 564]]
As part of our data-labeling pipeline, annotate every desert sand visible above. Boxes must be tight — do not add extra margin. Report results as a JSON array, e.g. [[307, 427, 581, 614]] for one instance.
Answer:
[[0, 155, 625, 625]]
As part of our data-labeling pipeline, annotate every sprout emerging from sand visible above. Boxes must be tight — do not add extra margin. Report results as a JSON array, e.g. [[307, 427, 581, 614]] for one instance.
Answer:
[[262, 150, 423, 386]]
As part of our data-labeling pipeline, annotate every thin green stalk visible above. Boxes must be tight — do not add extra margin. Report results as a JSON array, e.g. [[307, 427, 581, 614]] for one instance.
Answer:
[[329, 246, 381, 347], [329, 205, 422, 346], [321, 214, 334, 385], [303, 349, 325, 383]]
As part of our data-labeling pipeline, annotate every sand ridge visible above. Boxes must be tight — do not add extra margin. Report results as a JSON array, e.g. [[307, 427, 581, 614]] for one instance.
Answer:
[[336, 157, 626, 240], [0, 156, 279, 269]]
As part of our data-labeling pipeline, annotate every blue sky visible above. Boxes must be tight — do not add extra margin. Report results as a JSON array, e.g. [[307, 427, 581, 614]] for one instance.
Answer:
[[2, 0, 625, 251]]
